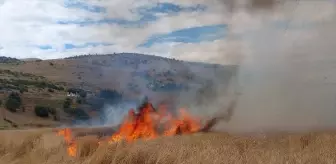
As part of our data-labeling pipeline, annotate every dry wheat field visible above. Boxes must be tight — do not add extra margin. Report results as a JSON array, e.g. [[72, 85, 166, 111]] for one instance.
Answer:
[[1, 129, 336, 164]]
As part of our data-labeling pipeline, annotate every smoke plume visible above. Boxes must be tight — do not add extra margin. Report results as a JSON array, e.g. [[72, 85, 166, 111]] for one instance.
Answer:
[[186, 0, 336, 134]]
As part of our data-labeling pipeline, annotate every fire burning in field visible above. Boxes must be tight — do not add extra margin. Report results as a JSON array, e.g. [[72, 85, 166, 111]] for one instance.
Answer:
[[57, 101, 205, 157], [57, 128, 77, 157]]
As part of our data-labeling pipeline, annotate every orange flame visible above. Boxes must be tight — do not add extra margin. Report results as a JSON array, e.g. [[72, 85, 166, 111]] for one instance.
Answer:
[[57, 102, 202, 157], [57, 128, 77, 157], [109, 102, 201, 143]]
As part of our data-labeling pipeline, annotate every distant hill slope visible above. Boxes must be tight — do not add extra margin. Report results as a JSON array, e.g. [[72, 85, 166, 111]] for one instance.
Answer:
[[0, 56, 22, 64], [21, 58, 43, 61], [0, 53, 237, 100]]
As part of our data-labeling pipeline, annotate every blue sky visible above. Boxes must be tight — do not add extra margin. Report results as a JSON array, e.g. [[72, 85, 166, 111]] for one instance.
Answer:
[[57, 2, 207, 26], [0, 0, 334, 63], [64, 0, 107, 13], [37, 42, 113, 50], [139, 24, 227, 47]]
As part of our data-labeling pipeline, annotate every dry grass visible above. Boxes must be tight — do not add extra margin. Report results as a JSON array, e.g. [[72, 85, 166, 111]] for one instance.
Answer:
[[1, 129, 336, 164]]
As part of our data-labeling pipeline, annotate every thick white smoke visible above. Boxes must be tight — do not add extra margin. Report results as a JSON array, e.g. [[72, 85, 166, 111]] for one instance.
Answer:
[[102, 102, 139, 126], [212, 0, 336, 133]]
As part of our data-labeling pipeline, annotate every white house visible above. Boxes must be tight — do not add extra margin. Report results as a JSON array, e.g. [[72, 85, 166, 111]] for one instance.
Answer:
[[67, 92, 79, 97]]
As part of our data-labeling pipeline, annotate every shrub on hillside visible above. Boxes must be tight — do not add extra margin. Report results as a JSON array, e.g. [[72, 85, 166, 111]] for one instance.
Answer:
[[5, 99, 20, 112], [34, 106, 50, 118], [63, 98, 72, 109], [19, 85, 28, 93], [76, 98, 82, 104], [5, 92, 21, 112]]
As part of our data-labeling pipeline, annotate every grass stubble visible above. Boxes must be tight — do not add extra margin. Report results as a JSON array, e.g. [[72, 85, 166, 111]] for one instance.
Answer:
[[0, 129, 336, 164]]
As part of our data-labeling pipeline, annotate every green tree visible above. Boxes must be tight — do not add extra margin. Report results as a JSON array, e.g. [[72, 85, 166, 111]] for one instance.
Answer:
[[5, 92, 22, 112], [63, 98, 72, 109], [76, 98, 82, 104], [18, 85, 27, 93], [34, 106, 49, 118]]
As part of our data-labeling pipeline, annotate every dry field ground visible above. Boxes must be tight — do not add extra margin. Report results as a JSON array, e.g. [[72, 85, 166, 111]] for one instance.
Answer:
[[1, 129, 336, 164]]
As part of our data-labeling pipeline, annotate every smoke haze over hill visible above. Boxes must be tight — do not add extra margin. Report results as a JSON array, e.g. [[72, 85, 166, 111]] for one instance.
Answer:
[[207, 0, 336, 133]]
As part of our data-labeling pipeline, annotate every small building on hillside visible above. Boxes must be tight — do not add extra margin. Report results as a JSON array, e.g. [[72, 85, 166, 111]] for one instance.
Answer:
[[67, 92, 79, 97]]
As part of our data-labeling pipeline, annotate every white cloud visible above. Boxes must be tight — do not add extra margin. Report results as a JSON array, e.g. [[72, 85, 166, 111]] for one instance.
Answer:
[[0, 0, 335, 64]]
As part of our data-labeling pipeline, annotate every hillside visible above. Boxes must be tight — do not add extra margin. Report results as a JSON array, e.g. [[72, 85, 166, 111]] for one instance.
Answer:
[[0, 53, 236, 96], [0, 68, 69, 129], [0, 53, 237, 129]]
